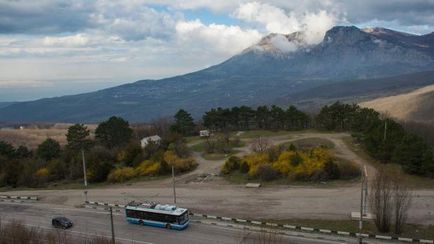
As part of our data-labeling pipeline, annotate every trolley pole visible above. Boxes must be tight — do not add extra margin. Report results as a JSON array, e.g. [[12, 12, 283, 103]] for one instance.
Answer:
[[172, 165, 176, 204], [110, 207, 115, 244]]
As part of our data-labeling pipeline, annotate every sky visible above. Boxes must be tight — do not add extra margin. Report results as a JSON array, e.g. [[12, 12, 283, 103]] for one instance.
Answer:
[[1, 0, 434, 102]]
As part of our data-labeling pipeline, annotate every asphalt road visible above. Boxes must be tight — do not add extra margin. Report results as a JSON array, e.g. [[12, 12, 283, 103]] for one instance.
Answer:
[[0, 202, 356, 244]]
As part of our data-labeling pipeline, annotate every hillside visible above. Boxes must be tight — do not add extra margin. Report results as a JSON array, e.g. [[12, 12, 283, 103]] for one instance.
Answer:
[[276, 71, 434, 111], [0, 26, 433, 123], [360, 84, 434, 122]]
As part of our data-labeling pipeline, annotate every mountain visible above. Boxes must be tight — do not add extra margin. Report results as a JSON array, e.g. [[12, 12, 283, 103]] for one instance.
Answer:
[[0, 26, 434, 123], [276, 70, 434, 111], [0, 102, 15, 109], [360, 84, 434, 123]]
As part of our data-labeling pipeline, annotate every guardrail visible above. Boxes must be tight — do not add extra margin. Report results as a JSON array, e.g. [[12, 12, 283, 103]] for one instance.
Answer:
[[83, 201, 433, 243], [0, 195, 38, 202]]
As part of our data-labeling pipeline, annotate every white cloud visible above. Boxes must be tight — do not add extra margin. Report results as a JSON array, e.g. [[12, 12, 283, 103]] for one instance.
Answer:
[[234, 2, 336, 45], [43, 34, 91, 47], [175, 19, 262, 56], [269, 35, 298, 52]]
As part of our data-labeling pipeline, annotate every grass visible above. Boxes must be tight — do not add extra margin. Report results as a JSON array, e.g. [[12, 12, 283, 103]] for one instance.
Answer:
[[280, 137, 335, 150], [189, 139, 245, 153], [237, 130, 293, 139], [260, 218, 434, 240], [342, 136, 434, 189]]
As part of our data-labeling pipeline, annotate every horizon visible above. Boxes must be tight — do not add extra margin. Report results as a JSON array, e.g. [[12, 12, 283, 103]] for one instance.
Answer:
[[1, 0, 434, 102]]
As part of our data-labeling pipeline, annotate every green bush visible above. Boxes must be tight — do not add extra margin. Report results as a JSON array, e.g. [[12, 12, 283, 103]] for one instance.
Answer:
[[221, 156, 241, 174], [336, 161, 361, 179]]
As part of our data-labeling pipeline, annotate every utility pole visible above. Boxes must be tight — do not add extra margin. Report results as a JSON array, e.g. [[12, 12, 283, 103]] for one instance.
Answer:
[[383, 120, 388, 142], [359, 166, 368, 244], [172, 165, 176, 204], [81, 149, 88, 202], [109, 207, 115, 244]]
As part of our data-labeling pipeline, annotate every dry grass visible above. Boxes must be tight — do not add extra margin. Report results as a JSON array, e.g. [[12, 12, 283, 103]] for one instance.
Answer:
[[0, 123, 96, 148], [360, 84, 434, 123], [0, 218, 115, 244]]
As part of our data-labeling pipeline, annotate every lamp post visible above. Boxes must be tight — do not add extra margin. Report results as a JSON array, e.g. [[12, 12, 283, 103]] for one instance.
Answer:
[[172, 165, 176, 204]]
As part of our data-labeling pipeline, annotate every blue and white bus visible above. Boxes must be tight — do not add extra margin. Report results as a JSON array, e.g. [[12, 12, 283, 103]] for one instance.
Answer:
[[125, 201, 189, 230]]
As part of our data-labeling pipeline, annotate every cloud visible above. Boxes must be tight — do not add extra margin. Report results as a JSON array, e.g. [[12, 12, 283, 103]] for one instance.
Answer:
[[269, 35, 298, 52], [234, 2, 336, 44], [93, 1, 178, 41], [0, 0, 94, 34], [175, 19, 262, 56]]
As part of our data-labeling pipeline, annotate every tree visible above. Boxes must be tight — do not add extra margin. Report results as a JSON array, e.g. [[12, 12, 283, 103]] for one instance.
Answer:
[[15, 145, 32, 158], [171, 109, 196, 136], [392, 178, 412, 234], [370, 168, 393, 233], [251, 137, 270, 153], [0, 141, 15, 158], [392, 134, 429, 175], [95, 116, 133, 148], [66, 124, 91, 151], [36, 138, 61, 161]]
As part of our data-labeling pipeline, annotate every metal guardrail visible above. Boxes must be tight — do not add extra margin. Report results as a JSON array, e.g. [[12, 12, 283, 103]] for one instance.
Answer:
[[0, 195, 38, 202]]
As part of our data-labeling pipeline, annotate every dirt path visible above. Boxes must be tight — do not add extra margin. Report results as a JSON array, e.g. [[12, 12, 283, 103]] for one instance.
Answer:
[[182, 132, 376, 183]]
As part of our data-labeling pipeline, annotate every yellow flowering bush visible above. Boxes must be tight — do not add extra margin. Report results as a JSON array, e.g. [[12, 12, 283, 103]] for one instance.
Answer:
[[163, 151, 197, 172], [107, 167, 136, 183], [135, 160, 160, 176], [222, 146, 345, 181]]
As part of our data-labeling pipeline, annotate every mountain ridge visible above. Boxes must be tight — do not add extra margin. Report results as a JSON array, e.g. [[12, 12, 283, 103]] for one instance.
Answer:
[[0, 25, 433, 123]]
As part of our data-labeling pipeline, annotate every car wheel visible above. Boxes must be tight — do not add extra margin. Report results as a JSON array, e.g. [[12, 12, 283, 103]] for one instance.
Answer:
[[165, 224, 171, 229]]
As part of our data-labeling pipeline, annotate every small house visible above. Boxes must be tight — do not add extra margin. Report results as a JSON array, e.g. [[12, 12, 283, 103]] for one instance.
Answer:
[[141, 135, 162, 148], [199, 130, 210, 137]]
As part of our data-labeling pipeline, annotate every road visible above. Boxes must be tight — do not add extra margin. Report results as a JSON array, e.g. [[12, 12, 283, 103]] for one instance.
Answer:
[[0, 202, 360, 244]]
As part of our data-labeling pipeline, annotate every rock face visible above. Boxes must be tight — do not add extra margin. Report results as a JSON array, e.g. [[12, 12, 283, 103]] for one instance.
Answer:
[[1, 26, 434, 123]]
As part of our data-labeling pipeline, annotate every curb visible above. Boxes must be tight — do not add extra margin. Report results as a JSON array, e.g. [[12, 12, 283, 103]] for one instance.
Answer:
[[0, 195, 38, 201], [83, 201, 434, 243]]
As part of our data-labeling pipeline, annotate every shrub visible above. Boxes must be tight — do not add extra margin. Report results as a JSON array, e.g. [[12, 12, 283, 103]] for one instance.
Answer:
[[239, 160, 250, 173], [221, 156, 241, 174], [323, 160, 340, 180], [163, 151, 197, 173], [107, 167, 136, 183], [135, 160, 160, 176], [255, 164, 280, 181], [336, 161, 361, 179], [34, 167, 49, 183]]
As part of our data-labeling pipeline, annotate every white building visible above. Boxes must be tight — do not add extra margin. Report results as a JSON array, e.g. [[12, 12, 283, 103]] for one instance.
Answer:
[[141, 135, 162, 148], [199, 130, 210, 137]]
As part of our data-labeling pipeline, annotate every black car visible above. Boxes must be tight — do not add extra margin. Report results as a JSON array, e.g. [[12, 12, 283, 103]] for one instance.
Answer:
[[52, 217, 73, 229]]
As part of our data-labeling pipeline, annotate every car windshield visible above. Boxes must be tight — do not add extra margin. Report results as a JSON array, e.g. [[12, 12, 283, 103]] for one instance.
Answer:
[[57, 217, 70, 223]]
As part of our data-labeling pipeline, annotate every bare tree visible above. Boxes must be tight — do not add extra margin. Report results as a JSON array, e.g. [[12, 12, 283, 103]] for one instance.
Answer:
[[392, 177, 412, 234], [369, 168, 393, 233], [255, 228, 283, 244], [251, 137, 270, 153], [370, 168, 413, 234], [238, 227, 283, 244]]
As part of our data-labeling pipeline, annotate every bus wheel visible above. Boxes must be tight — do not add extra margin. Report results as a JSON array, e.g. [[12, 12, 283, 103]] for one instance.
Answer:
[[165, 224, 171, 229], [138, 220, 144, 225]]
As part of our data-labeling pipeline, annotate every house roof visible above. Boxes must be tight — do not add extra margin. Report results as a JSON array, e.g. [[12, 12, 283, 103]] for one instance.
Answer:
[[141, 135, 161, 142]]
